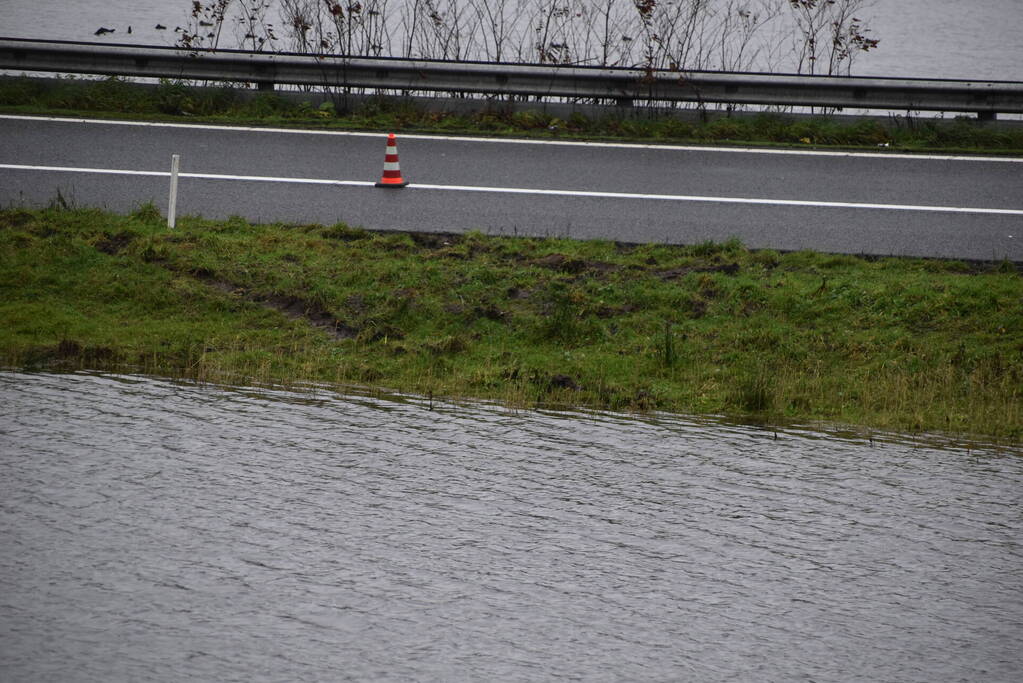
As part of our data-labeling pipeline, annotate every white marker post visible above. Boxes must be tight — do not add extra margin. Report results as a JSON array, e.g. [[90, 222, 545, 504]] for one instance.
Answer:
[[167, 154, 180, 229]]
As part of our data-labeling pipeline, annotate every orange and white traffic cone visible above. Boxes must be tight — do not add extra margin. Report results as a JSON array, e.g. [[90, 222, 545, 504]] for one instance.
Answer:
[[375, 132, 408, 188]]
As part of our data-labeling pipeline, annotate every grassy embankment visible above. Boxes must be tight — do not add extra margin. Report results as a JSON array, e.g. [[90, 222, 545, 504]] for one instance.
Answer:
[[2, 206, 1021, 441], [2, 75, 1023, 153]]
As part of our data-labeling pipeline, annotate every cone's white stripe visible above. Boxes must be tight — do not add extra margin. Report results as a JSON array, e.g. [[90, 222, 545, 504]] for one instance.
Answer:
[[3, 163, 1022, 215], [383, 161, 401, 170]]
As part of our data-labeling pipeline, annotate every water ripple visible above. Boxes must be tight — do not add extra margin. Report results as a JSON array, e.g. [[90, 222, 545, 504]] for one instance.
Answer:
[[1, 370, 1021, 682]]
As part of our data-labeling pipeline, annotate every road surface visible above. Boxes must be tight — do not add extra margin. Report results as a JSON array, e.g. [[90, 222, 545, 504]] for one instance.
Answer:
[[1, 115, 1021, 260]]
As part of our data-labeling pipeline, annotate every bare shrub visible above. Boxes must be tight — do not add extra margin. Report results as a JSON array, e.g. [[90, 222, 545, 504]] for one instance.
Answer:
[[175, 0, 879, 74], [787, 0, 879, 75]]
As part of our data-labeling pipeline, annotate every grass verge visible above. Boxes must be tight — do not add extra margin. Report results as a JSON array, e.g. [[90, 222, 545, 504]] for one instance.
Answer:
[[2, 75, 1023, 154], [2, 206, 1021, 442]]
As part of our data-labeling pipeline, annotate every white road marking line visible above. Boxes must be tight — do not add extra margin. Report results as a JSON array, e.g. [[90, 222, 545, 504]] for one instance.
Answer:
[[411, 183, 1023, 214], [3, 162, 1022, 215], [2, 113, 1021, 163], [0, 163, 375, 186]]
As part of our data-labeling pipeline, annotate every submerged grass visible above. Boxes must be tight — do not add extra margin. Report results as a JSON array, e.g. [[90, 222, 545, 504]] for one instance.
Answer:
[[2, 206, 1021, 442], [2, 76, 1022, 153]]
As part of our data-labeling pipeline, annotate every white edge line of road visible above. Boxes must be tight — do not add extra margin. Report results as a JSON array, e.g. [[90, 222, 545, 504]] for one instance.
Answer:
[[4, 162, 1023, 216], [2, 114, 1022, 163]]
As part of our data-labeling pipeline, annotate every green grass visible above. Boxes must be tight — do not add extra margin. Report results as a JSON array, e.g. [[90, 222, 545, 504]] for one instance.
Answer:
[[2, 75, 1023, 154], [2, 206, 1021, 442]]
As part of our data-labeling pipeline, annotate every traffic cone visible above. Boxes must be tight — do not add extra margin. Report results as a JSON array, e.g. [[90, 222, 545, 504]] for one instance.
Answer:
[[375, 133, 408, 188]]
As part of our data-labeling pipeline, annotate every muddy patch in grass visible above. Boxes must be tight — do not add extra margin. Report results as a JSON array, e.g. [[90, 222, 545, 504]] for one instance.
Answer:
[[531, 253, 620, 276], [656, 262, 740, 280], [407, 231, 461, 249], [199, 277, 358, 341], [94, 232, 136, 255], [0, 209, 35, 230], [23, 339, 119, 369]]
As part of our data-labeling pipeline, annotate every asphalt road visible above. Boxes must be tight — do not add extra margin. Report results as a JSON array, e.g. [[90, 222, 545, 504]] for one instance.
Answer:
[[2, 115, 1021, 260]]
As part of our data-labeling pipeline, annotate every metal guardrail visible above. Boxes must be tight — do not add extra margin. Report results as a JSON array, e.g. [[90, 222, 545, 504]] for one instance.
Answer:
[[3, 37, 1022, 118]]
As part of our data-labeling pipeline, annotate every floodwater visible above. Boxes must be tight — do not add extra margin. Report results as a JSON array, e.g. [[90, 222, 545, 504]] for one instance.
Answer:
[[1, 0, 1022, 80], [2, 370, 1021, 681]]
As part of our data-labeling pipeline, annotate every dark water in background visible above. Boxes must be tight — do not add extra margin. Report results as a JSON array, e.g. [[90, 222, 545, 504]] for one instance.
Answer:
[[2, 371, 1021, 682], [2, 0, 1022, 80]]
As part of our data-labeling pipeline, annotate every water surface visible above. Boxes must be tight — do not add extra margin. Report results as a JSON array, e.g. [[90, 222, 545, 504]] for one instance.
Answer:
[[2, 0, 1022, 79], [2, 371, 1021, 681]]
